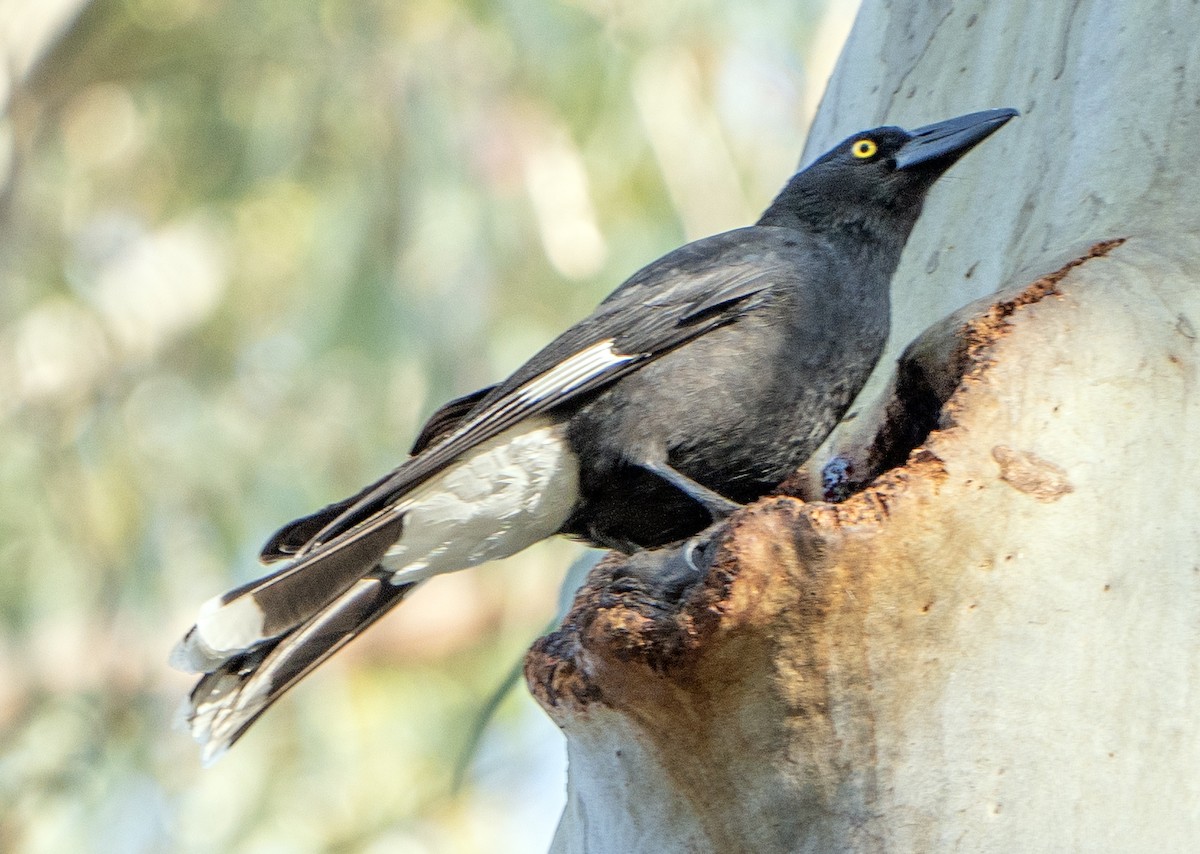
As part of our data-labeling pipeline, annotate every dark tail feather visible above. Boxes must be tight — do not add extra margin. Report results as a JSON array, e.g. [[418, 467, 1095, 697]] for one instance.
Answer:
[[170, 514, 406, 673], [178, 569, 419, 765]]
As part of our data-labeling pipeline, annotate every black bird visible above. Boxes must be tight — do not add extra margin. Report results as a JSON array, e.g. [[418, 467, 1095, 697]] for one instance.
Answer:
[[172, 108, 1016, 761]]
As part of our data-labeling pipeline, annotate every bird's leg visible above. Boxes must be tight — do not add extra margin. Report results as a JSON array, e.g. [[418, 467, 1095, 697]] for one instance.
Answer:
[[637, 459, 742, 520]]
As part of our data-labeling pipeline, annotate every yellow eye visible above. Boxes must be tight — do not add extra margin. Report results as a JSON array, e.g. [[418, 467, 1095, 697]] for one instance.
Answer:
[[852, 138, 878, 159]]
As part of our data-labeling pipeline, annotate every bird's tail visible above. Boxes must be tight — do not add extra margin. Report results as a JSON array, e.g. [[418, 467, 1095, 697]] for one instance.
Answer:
[[171, 513, 407, 673], [177, 568, 420, 765], [171, 417, 583, 761]]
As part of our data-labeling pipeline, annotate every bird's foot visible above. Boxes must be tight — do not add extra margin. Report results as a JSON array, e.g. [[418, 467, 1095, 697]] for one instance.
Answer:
[[609, 520, 725, 604]]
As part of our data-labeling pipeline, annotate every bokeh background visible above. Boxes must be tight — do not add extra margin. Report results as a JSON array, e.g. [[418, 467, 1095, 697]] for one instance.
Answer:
[[0, 0, 854, 850]]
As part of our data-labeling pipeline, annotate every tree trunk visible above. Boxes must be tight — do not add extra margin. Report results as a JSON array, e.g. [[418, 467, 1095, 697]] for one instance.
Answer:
[[528, 2, 1200, 851]]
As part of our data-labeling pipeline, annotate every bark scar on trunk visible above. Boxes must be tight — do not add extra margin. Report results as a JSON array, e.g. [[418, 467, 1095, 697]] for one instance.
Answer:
[[794, 237, 1127, 502]]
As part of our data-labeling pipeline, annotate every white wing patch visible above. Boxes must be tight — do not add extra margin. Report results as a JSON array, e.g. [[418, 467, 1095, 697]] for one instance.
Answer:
[[513, 339, 635, 405], [382, 416, 581, 584]]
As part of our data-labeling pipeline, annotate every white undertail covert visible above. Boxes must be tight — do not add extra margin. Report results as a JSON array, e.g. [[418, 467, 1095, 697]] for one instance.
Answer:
[[383, 417, 581, 583]]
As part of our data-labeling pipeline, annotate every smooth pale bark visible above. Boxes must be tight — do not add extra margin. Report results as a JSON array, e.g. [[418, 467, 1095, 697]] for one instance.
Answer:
[[530, 2, 1200, 851]]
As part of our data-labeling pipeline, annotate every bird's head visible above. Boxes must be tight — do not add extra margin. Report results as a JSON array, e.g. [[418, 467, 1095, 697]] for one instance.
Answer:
[[759, 108, 1018, 235]]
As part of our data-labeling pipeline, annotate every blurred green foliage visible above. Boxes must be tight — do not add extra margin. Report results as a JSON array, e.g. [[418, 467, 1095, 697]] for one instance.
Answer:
[[0, 0, 836, 850]]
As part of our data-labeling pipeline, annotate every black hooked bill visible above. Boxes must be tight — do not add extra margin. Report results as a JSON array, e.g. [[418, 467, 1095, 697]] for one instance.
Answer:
[[894, 108, 1018, 170]]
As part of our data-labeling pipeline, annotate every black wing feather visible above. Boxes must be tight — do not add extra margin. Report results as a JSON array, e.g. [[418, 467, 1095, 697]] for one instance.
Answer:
[[285, 228, 804, 555]]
